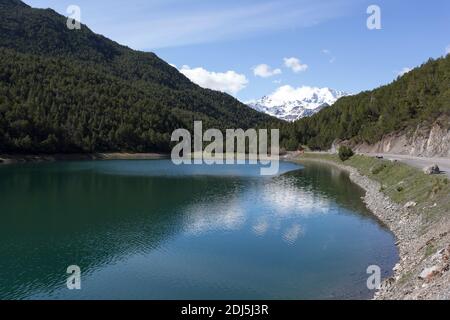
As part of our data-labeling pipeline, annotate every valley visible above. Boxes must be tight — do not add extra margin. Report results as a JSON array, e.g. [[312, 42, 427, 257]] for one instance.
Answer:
[[0, 0, 448, 302]]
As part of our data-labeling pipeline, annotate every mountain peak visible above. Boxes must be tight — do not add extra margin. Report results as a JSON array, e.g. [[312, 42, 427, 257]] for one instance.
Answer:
[[247, 86, 349, 122]]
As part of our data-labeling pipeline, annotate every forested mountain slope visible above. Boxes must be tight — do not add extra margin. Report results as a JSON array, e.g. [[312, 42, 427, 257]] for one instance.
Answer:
[[281, 55, 450, 151], [0, 0, 275, 153]]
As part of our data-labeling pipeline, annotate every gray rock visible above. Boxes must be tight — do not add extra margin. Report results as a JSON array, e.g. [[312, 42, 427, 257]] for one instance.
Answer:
[[404, 201, 417, 208], [419, 266, 439, 280], [380, 277, 396, 291], [423, 164, 440, 175]]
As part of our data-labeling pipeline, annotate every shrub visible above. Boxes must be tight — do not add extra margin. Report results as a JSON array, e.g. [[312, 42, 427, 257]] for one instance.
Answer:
[[338, 146, 354, 161], [371, 163, 387, 175], [431, 179, 443, 194]]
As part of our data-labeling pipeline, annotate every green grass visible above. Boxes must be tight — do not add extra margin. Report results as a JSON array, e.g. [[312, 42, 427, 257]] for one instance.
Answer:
[[424, 243, 437, 259], [397, 270, 414, 285], [298, 153, 450, 225]]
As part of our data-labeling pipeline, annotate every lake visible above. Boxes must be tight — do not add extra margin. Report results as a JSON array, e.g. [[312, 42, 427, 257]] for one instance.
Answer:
[[0, 160, 398, 299]]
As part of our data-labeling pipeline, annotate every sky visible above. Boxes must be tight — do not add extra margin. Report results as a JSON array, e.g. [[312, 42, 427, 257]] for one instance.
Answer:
[[24, 0, 450, 102]]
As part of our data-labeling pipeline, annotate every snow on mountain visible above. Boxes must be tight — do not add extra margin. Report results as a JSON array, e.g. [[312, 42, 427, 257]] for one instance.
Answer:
[[247, 85, 349, 122]]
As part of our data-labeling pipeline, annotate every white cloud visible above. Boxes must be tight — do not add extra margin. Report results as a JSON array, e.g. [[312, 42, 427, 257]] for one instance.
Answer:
[[272, 79, 282, 84], [446, 44, 450, 55], [253, 64, 282, 78], [284, 57, 308, 73], [179, 65, 248, 95], [397, 67, 412, 77]]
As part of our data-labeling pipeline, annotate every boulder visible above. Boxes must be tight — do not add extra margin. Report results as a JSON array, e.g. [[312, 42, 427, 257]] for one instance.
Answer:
[[419, 266, 439, 280], [423, 164, 440, 175], [393, 263, 402, 272], [404, 201, 417, 208]]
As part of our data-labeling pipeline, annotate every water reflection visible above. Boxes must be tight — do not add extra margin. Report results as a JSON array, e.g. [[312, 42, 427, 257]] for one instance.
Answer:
[[183, 199, 246, 235], [282, 224, 304, 244], [252, 219, 270, 236], [179, 162, 375, 247], [181, 173, 331, 244], [0, 160, 397, 300]]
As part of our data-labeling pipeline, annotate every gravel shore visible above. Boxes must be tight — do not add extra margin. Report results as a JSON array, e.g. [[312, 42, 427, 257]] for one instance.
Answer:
[[295, 157, 450, 300]]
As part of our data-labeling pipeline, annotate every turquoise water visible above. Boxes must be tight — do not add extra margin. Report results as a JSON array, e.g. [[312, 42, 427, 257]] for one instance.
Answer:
[[0, 160, 397, 299]]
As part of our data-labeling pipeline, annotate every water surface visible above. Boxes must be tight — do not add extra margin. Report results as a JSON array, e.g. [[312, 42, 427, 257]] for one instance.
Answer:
[[0, 160, 398, 299]]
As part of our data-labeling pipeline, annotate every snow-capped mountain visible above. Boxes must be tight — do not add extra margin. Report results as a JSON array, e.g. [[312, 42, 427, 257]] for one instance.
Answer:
[[247, 86, 349, 122]]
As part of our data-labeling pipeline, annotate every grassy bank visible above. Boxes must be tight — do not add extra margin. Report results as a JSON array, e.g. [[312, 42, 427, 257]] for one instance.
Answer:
[[295, 152, 450, 299], [297, 153, 450, 229]]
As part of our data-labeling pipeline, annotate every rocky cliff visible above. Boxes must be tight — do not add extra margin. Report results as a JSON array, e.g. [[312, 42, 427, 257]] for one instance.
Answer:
[[333, 118, 450, 157]]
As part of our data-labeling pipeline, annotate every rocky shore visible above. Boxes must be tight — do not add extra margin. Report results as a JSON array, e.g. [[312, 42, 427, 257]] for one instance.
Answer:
[[295, 157, 450, 300]]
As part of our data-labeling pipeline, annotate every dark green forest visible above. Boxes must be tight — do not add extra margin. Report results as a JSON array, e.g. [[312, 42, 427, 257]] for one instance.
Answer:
[[280, 55, 450, 150], [0, 0, 448, 154], [0, 0, 276, 153]]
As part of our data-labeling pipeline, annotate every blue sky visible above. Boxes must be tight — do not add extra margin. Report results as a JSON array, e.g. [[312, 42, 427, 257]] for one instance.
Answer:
[[24, 0, 450, 101]]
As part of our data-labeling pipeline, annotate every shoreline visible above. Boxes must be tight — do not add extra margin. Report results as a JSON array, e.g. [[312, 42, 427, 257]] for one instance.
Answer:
[[292, 154, 450, 300], [0, 152, 283, 165], [2, 151, 448, 299], [0, 153, 169, 165]]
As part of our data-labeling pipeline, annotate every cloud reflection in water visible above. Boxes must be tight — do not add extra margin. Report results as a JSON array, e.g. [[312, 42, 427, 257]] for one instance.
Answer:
[[183, 175, 331, 245]]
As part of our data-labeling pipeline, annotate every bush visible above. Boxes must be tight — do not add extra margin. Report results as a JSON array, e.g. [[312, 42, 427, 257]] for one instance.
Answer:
[[371, 163, 387, 175], [338, 146, 354, 161]]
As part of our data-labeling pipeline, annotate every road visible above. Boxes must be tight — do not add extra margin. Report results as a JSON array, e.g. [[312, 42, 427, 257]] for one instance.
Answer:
[[364, 153, 450, 177]]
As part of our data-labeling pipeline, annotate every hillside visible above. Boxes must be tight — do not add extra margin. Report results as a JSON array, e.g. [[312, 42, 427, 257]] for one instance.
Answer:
[[0, 0, 275, 154], [281, 55, 450, 151]]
